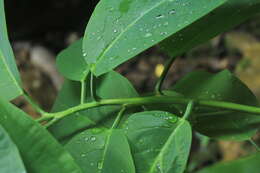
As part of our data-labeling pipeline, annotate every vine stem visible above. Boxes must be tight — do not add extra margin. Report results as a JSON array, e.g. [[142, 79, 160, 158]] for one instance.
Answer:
[[111, 105, 126, 129], [183, 101, 194, 120], [37, 95, 260, 125], [249, 139, 260, 151], [155, 56, 177, 95], [80, 79, 86, 104]]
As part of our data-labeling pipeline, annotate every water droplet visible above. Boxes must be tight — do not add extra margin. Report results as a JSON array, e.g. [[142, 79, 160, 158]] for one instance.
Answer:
[[83, 52, 87, 57], [163, 22, 169, 26], [156, 14, 165, 19], [90, 136, 96, 142], [109, 7, 114, 12], [81, 153, 86, 157], [98, 162, 103, 169], [169, 9, 176, 15], [160, 32, 168, 35], [132, 47, 137, 51], [145, 33, 152, 37], [90, 162, 94, 166], [84, 137, 89, 142], [157, 163, 162, 172]]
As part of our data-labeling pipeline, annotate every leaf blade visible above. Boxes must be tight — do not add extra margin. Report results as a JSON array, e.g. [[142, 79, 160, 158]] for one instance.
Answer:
[[160, 0, 260, 58], [172, 70, 260, 140], [0, 99, 82, 173], [56, 39, 89, 81], [196, 152, 260, 173], [49, 71, 139, 142], [0, 0, 23, 101], [0, 125, 26, 173], [124, 111, 192, 173], [83, 0, 227, 76], [65, 128, 136, 173]]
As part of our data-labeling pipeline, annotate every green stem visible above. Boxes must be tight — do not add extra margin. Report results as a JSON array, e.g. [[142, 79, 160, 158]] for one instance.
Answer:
[[249, 139, 260, 151], [155, 56, 177, 95], [23, 92, 47, 115], [111, 106, 126, 129], [36, 95, 260, 124], [80, 79, 86, 104], [90, 73, 97, 101], [183, 101, 194, 120]]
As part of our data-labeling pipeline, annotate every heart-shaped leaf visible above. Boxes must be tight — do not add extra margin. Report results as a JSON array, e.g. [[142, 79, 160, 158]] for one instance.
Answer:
[[65, 128, 136, 173], [0, 125, 26, 173], [123, 111, 192, 173], [0, 0, 23, 101], [56, 39, 89, 81], [0, 99, 82, 173], [172, 70, 260, 141], [49, 71, 139, 142], [83, 0, 227, 76]]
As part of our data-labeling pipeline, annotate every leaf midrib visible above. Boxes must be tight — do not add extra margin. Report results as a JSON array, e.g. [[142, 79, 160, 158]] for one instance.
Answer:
[[148, 119, 185, 173], [0, 51, 22, 96], [92, 0, 227, 70], [93, 0, 170, 68]]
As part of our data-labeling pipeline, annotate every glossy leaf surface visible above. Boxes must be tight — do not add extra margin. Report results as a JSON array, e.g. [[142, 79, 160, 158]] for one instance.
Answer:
[[49, 71, 139, 142], [0, 125, 26, 173], [83, 0, 226, 76], [197, 152, 260, 173], [0, 0, 22, 100], [172, 70, 260, 140], [123, 111, 192, 173], [0, 99, 82, 173], [65, 128, 135, 173], [56, 39, 89, 81], [160, 0, 260, 58]]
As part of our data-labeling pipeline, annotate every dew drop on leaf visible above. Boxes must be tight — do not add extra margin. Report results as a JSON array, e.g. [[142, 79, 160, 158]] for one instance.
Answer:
[[144, 33, 152, 37], [169, 9, 176, 15], [90, 136, 96, 142], [97, 161, 102, 170], [156, 14, 165, 19]]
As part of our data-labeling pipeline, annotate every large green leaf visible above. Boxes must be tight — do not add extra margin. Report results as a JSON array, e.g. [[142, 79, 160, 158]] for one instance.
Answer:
[[0, 125, 26, 173], [0, 99, 82, 173], [0, 0, 23, 101], [123, 111, 192, 173], [65, 128, 136, 173], [49, 71, 139, 142], [83, 0, 227, 76], [172, 70, 260, 141], [56, 38, 89, 81], [160, 0, 260, 57], [196, 152, 260, 173]]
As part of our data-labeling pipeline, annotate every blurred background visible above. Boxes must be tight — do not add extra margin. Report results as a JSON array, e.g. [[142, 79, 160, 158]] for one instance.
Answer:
[[5, 0, 260, 171]]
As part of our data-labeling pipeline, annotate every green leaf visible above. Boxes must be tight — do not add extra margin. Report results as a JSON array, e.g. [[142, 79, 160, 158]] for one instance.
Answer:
[[0, 125, 26, 173], [83, 0, 227, 76], [0, 0, 23, 101], [65, 128, 136, 173], [0, 99, 82, 173], [49, 71, 139, 142], [196, 152, 260, 173], [160, 0, 260, 57], [172, 70, 260, 141], [56, 38, 89, 81], [123, 111, 192, 173]]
